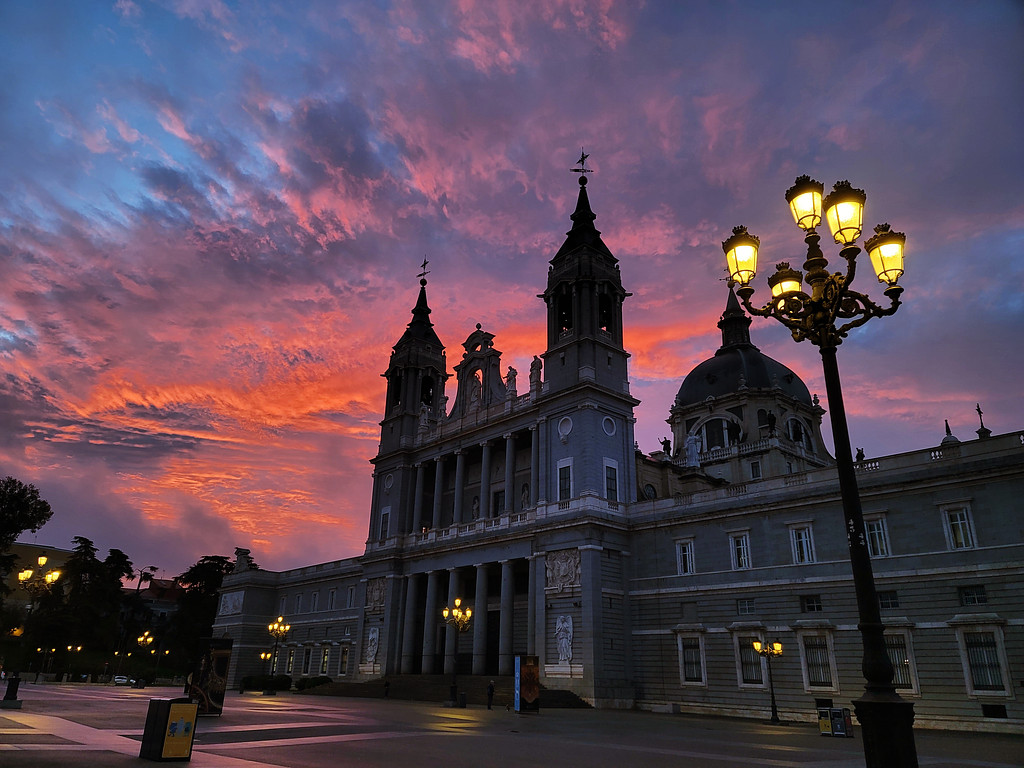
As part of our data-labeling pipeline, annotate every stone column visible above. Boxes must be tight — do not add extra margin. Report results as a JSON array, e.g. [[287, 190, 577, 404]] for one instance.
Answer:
[[504, 432, 515, 515], [498, 559, 514, 675], [479, 441, 492, 517], [527, 555, 537, 656], [412, 463, 425, 532], [443, 568, 460, 675], [472, 563, 488, 675], [537, 420, 548, 504], [400, 574, 420, 674], [452, 450, 466, 525], [529, 425, 539, 507], [421, 570, 439, 673], [431, 456, 445, 529]]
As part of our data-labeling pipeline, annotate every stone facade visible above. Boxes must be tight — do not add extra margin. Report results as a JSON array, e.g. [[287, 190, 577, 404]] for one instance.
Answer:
[[213, 175, 1023, 732]]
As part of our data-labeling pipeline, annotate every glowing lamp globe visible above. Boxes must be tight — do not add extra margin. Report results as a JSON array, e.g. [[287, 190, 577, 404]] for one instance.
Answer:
[[785, 175, 824, 231], [865, 224, 906, 286], [823, 180, 866, 246], [723, 225, 760, 286]]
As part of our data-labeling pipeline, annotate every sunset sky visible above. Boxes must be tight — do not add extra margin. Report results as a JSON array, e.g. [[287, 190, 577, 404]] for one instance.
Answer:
[[3, 1, 1022, 579]]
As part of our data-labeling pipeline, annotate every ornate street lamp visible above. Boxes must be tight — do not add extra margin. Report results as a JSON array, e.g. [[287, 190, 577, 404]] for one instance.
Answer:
[[753, 640, 783, 724], [442, 597, 472, 706], [724, 176, 916, 767], [268, 616, 291, 676], [260, 651, 272, 675], [66, 644, 83, 681], [18, 555, 61, 613]]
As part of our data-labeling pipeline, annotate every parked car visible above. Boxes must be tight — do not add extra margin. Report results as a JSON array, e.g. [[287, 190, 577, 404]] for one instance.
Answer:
[[113, 675, 134, 686]]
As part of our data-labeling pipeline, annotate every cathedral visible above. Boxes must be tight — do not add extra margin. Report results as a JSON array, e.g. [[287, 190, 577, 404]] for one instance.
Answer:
[[214, 173, 1023, 732]]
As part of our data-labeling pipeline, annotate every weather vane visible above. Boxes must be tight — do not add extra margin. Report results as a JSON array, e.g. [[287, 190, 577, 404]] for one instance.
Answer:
[[417, 257, 430, 280], [570, 148, 593, 175]]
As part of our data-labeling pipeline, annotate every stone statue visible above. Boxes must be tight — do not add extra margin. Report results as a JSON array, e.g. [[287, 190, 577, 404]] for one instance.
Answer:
[[418, 403, 430, 433], [684, 433, 701, 467], [660, 437, 672, 454], [555, 615, 573, 663], [766, 410, 777, 436], [506, 366, 518, 397], [521, 482, 530, 510], [856, 447, 865, 462], [366, 626, 379, 664], [530, 355, 542, 395], [471, 495, 480, 519]]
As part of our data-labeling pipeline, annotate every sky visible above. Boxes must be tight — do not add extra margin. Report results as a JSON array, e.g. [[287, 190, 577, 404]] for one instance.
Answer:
[[2, 0, 1022, 579]]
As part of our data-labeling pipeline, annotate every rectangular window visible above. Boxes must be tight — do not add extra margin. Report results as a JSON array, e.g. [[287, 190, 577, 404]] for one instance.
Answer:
[[866, 516, 890, 557], [347, 586, 355, 608], [310, 592, 319, 612], [278, 596, 286, 615], [964, 632, 1004, 691], [738, 636, 763, 684], [800, 594, 823, 613], [944, 506, 975, 549], [286, 649, 294, 674], [681, 637, 703, 683], [558, 464, 572, 501], [339, 646, 349, 676], [959, 585, 988, 606], [327, 589, 337, 611], [736, 598, 755, 616], [302, 648, 312, 675], [803, 635, 833, 688], [790, 524, 815, 564], [493, 489, 505, 515], [379, 507, 391, 541], [605, 465, 619, 501], [320, 648, 330, 675], [294, 593, 303, 614], [730, 532, 751, 570], [885, 634, 915, 690], [676, 539, 694, 575], [749, 460, 762, 480], [271, 650, 279, 675], [878, 590, 900, 610]]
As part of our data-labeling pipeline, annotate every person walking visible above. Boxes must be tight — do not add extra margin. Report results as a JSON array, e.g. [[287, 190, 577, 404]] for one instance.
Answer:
[[487, 680, 495, 710]]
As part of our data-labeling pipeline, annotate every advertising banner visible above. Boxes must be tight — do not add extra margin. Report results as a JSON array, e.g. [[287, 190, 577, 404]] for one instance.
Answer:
[[514, 655, 540, 714], [186, 637, 233, 717]]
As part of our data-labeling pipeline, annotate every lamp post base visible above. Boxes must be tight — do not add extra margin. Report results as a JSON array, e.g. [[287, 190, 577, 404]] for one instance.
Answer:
[[853, 694, 918, 768]]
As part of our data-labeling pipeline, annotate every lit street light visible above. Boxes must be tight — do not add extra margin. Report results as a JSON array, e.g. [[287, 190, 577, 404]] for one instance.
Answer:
[[753, 640, 783, 724], [442, 597, 472, 706], [268, 616, 291, 676], [724, 176, 916, 767]]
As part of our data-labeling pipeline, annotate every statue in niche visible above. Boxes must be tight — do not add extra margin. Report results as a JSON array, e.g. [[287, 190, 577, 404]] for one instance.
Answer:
[[366, 626, 379, 664], [684, 433, 701, 467], [471, 495, 480, 519], [521, 482, 530, 510], [545, 549, 581, 592], [506, 366, 517, 397], [766, 410, 777, 436], [418, 403, 430, 434], [555, 615, 573, 663], [469, 371, 482, 408]]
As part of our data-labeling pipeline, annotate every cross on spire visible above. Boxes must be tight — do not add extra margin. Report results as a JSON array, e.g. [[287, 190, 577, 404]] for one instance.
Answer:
[[571, 147, 593, 175], [417, 257, 430, 281]]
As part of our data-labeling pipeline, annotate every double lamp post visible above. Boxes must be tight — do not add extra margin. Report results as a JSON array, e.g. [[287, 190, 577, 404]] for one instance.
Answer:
[[723, 176, 917, 767], [442, 597, 472, 706]]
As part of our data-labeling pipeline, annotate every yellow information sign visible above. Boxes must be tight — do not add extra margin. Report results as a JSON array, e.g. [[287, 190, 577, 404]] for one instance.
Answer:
[[162, 701, 198, 759]]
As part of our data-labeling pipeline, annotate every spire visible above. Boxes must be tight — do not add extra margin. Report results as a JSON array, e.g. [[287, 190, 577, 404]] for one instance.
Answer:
[[396, 277, 443, 349], [717, 286, 754, 350], [552, 164, 614, 263]]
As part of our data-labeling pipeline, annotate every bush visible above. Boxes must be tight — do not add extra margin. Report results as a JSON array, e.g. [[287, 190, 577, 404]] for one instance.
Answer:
[[295, 676, 332, 691], [240, 674, 292, 691]]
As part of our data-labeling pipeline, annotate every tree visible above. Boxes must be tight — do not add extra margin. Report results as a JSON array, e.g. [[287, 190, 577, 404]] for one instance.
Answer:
[[0, 476, 53, 598], [165, 555, 234, 665]]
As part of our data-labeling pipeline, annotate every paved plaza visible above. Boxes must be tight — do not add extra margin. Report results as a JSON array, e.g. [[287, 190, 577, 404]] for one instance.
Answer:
[[1, 682, 1021, 767]]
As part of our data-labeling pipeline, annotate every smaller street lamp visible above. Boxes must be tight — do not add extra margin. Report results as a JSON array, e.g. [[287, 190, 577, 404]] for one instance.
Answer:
[[753, 640, 783, 724], [66, 645, 83, 681], [260, 651, 272, 675], [442, 597, 472, 706], [268, 616, 290, 676]]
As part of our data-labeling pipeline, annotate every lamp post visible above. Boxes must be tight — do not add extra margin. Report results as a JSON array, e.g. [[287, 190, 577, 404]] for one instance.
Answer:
[[723, 176, 917, 767], [268, 616, 290, 676], [260, 651, 272, 675], [18, 555, 61, 618], [137, 631, 154, 683], [66, 645, 83, 682], [753, 640, 783, 724], [442, 597, 472, 706]]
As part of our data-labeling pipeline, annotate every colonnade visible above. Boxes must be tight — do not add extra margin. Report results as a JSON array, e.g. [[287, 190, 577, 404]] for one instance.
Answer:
[[399, 557, 538, 676], [407, 424, 546, 533]]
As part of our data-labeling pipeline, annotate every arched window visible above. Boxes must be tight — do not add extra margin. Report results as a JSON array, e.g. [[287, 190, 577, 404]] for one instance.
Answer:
[[598, 293, 614, 334], [556, 293, 574, 335], [420, 376, 434, 407], [699, 418, 737, 451]]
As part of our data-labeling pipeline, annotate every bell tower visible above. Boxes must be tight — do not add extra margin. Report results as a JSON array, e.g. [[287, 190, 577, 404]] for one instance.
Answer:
[[379, 272, 448, 456], [539, 157, 631, 394]]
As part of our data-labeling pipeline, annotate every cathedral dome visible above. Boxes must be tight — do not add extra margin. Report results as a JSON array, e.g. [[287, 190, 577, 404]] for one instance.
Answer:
[[675, 288, 812, 407]]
